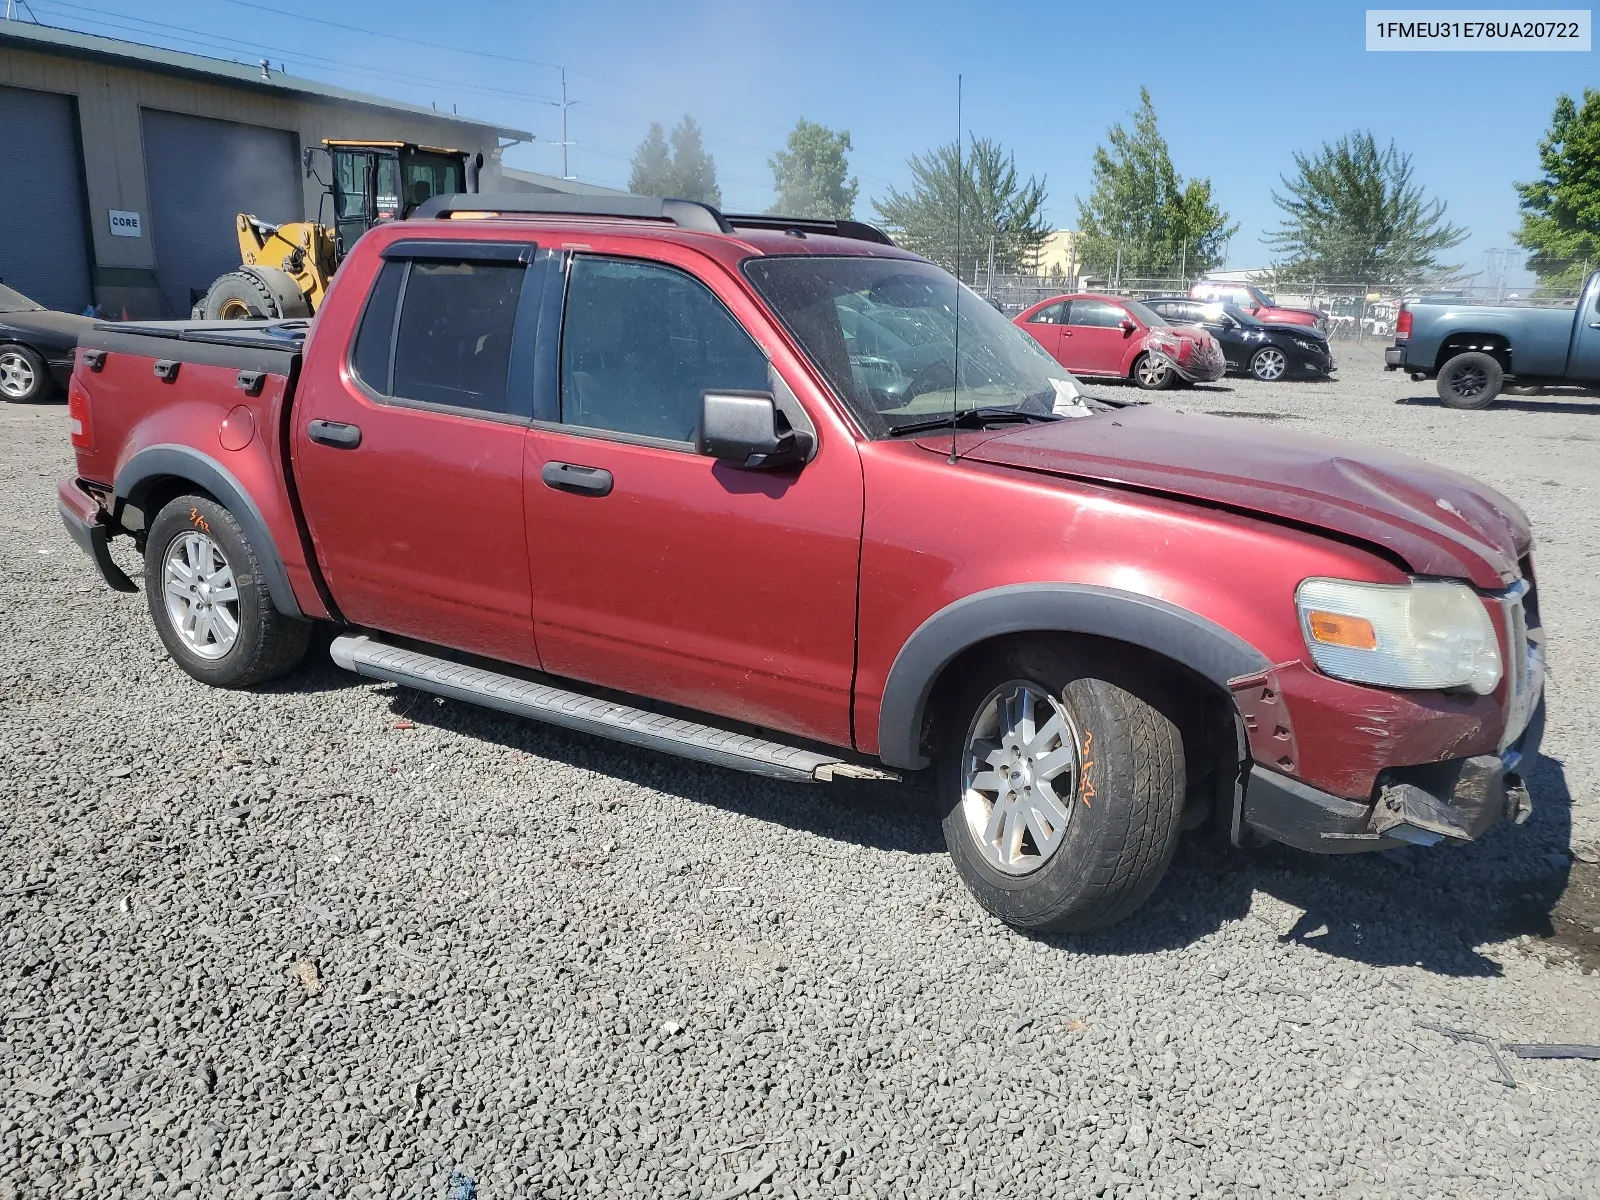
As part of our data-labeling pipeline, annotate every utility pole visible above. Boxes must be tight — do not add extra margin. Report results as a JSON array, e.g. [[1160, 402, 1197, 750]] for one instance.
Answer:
[[560, 68, 570, 181], [985, 234, 995, 302]]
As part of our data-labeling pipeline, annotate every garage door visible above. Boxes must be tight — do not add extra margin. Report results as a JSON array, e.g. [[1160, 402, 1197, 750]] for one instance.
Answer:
[[142, 109, 301, 317], [0, 85, 92, 313]]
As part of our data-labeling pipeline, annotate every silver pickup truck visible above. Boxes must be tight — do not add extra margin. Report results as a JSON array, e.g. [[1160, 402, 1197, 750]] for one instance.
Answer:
[[1386, 270, 1600, 409]]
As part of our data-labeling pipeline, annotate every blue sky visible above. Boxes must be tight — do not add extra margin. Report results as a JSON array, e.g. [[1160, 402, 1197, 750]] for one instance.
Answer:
[[29, 0, 1598, 280]]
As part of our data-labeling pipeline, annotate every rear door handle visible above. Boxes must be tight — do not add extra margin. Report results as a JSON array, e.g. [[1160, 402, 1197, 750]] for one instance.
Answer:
[[541, 460, 613, 496], [307, 419, 361, 449]]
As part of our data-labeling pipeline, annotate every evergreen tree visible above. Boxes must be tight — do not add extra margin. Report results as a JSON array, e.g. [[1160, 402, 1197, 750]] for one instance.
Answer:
[[769, 119, 859, 219], [873, 136, 1049, 276], [628, 116, 721, 206], [1514, 89, 1600, 290], [1075, 88, 1235, 281], [1269, 131, 1465, 282]]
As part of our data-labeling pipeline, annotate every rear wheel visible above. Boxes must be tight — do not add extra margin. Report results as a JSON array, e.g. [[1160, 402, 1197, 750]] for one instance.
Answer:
[[144, 495, 311, 687], [1436, 351, 1504, 409], [0, 344, 50, 403], [936, 638, 1186, 932], [1132, 353, 1177, 391]]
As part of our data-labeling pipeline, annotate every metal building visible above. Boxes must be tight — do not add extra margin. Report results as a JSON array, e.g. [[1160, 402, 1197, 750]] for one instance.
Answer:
[[0, 19, 530, 319]]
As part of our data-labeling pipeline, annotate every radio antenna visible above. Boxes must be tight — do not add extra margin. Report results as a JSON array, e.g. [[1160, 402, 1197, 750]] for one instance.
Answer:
[[950, 74, 962, 465]]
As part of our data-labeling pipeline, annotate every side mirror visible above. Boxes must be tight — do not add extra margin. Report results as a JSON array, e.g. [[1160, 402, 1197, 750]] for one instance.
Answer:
[[698, 391, 812, 469], [1119, 317, 1137, 333], [303, 146, 315, 178]]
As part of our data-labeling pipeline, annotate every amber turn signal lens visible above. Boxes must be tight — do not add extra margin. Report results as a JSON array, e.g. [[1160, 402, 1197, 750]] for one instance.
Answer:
[[1307, 610, 1377, 650]]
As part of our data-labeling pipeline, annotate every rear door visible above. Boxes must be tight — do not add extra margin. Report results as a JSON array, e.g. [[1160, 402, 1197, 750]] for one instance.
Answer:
[[522, 249, 864, 746], [291, 239, 540, 667], [1060, 298, 1129, 376]]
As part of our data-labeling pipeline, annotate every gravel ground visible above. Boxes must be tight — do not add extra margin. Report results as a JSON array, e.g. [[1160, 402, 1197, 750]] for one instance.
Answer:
[[3, 347, 1599, 1200]]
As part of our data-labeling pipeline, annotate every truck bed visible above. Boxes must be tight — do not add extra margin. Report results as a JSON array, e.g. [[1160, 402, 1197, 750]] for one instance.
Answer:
[[81, 319, 308, 375]]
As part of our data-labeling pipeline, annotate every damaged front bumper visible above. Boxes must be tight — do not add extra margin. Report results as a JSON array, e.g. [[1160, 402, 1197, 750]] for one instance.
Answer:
[[1241, 699, 1543, 853]]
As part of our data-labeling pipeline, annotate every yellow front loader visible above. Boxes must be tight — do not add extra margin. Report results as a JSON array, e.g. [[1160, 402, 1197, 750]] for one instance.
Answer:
[[195, 140, 483, 320]]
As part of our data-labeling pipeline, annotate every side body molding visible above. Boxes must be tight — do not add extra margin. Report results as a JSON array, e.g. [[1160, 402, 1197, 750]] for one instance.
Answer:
[[876, 583, 1272, 769], [114, 444, 304, 619]]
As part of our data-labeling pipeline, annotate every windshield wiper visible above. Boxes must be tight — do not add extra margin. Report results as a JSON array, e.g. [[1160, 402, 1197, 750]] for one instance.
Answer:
[[885, 407, 1060, 437]]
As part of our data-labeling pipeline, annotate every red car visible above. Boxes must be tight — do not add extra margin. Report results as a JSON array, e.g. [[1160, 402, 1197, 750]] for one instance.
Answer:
[[58, 195, 1545, 934], [1190, 281, 1325, 333], [1013, 293, 1222, 389]]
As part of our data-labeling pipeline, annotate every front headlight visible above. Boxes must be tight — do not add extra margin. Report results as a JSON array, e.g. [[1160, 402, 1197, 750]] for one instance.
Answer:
[[1293, 338, 1320, 352], [1296, 578, 1502, 694]]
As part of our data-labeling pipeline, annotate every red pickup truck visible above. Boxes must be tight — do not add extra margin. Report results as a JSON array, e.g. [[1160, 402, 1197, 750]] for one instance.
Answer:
[[58, 194, 1546, 933]]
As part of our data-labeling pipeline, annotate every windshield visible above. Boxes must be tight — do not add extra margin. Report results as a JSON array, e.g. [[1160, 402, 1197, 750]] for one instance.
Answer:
[[743, 256, 1087, 435], [1252, 286, 1278, 306], [0, 283, 41, 313]]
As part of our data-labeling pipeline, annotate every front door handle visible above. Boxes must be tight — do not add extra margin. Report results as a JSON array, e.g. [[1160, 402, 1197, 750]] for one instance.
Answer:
[[1589, 321, 1600, 329], [541, 460, 613, 496], [307, 419, 362, 449]]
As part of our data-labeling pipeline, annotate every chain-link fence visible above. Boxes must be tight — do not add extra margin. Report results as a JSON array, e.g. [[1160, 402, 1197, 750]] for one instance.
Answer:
[[970, 269, 1587, 341]]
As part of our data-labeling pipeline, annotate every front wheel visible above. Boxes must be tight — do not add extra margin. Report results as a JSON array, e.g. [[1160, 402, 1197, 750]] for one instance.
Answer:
[[937, 639, 1186, 933], [1132, 353, 1178, 391], [144, 495, 311, 687], [1436, 351, 1504, 409], [1248, 346, 1288, 382]]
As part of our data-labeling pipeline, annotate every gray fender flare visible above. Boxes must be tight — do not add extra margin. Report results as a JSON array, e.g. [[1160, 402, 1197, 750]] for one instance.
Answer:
[[115, 443, 304, 619], [876, 583, 1271, 769]]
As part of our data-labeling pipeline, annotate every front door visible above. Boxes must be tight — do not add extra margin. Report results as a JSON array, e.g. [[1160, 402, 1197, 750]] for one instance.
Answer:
[[524, 251, 864, 746], [292, 241, 540, 667], [1060, 298, 1130, 376], [1020, 300, 1067, 361], [1569, 278, 1600, 382]]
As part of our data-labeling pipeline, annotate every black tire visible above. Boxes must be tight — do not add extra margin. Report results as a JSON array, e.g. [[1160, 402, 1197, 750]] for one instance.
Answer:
[[198, 268, 311, 321], [1132, 352, 1178, 391], [0, 343, 52, 403], [1248, 346, 1289, 382], [144, 495, 311, 688], [936, 638, 1186, 933], [1436, 351, 1504, 410]]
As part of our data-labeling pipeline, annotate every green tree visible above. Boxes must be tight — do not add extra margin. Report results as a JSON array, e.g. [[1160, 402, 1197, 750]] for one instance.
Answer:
[[628, 116, 721, 206], [1075, 88, 1236, 282], [1514, 89, 1600, 290], [1269, 131, 1465, 282], [769, 119, 859, 219], [872, 136, 1049, 276]]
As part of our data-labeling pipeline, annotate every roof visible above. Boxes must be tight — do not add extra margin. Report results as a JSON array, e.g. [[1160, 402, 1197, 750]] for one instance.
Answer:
[[498, 167, 631, 197], [0, 18, 531, 141]]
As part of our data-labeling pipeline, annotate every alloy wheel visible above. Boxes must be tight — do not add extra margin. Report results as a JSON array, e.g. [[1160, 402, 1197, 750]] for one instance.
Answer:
[[1252, 348, 1287, 381], [162, 531, 241, 660], [960, 682, 1083, 876], [0, 351, 35, 399], [1136, 356, 1168, 387], [1448, 363, 1488, 399]]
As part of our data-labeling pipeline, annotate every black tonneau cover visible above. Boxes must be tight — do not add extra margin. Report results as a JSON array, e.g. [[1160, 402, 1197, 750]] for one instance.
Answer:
[[82, 319, 307, 376]]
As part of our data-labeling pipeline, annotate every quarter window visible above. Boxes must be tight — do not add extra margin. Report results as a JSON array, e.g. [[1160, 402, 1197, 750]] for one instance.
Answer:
[[390, 259, 525, 413], [1028, 301, 1066, 325], [350, 260, 403, 394], [559, 256, 768, 443]]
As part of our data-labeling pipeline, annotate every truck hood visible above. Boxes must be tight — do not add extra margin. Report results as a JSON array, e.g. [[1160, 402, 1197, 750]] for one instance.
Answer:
[[920, 406, 1528, 589]]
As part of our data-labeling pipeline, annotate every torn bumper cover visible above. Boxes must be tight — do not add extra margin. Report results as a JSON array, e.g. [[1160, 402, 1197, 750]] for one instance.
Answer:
[[1242, 701, 1543, 853], [57, 478, 137, 593]]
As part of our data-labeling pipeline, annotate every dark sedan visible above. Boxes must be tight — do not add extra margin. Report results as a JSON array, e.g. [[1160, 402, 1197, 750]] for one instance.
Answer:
[[1142, 297, 1334, 381], [0, 283, 93, 403]]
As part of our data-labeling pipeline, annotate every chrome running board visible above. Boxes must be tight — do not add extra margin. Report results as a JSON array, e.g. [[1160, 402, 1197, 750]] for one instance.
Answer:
[[329, 635, 898, 784]]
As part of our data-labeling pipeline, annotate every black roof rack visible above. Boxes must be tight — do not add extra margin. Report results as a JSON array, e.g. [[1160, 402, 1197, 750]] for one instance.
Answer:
[[722, 214, 895, 246], [409, 194, 895, 246]]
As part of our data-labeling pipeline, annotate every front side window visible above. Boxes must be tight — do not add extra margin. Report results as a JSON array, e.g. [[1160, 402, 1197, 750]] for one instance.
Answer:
[[1067, 299, 1125, 328], [389, 259, 525, 413], [560, 256, 768, 444], [743, 255, 1083, 436]]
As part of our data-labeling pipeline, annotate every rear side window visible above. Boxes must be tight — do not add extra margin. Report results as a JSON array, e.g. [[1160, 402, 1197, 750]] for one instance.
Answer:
[[559, 256, 767, 443], [391, 260, 525, 413], [350, 260, 403, 394]]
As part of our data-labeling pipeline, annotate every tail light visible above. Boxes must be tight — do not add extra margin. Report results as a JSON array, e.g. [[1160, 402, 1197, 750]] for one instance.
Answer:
[[1396, 307, 1412, 341], [67, 377, 93, 450]]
